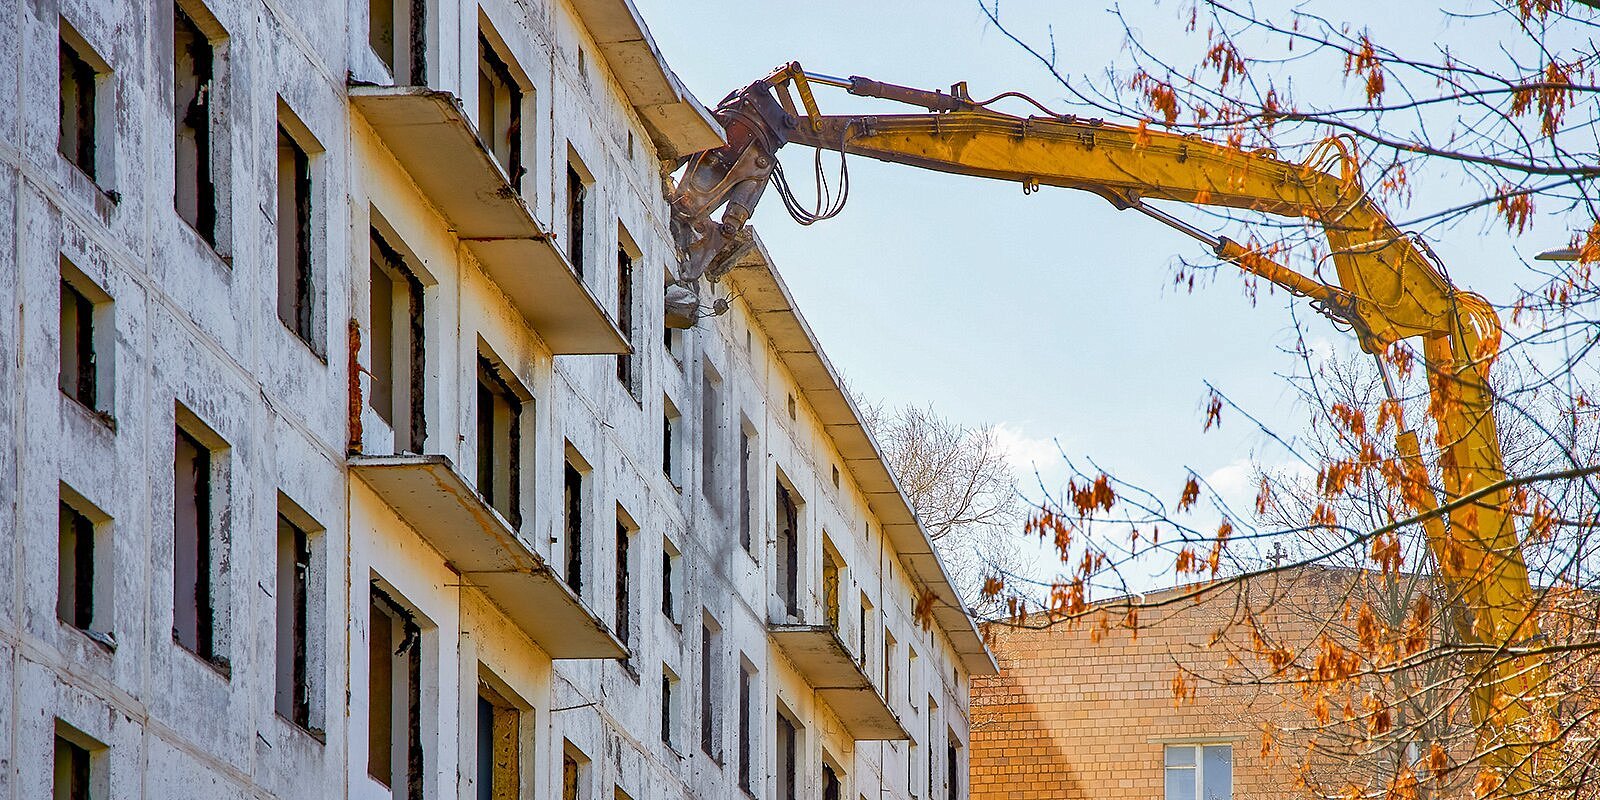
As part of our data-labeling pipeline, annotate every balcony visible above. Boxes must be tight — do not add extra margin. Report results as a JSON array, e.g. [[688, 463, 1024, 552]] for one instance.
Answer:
[[769, 624, 908, 740], [348, 85, 628, 355], [350, 454, 625, 660]]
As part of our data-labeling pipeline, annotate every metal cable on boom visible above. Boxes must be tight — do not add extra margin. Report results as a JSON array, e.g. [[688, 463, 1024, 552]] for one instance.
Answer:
[[771, 124, 852, 225]]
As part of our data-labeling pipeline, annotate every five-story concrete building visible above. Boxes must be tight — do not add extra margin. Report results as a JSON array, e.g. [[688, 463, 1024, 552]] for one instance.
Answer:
[[2, 1, 994, 798]]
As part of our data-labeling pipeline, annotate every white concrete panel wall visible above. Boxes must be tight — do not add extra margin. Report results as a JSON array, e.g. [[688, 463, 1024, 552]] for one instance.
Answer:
[[1, 1, 977, 800]]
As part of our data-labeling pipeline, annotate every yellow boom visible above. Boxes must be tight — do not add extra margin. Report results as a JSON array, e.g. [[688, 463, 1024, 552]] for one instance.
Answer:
[[668, 63, 1546, 789]]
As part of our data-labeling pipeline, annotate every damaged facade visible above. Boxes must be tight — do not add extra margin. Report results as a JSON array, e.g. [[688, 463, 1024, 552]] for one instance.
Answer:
[[1, 1, 993, 799]]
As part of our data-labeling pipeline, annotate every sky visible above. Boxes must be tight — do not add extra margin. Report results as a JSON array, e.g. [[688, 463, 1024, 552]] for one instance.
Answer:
[[629, 0, 1579, 594]]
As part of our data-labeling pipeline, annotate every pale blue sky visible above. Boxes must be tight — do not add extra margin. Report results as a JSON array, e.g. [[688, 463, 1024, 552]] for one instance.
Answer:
[[631, 0, 1576, 591]]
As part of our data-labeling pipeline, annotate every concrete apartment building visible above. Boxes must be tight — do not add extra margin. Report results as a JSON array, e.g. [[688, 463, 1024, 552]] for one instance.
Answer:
[[2, 1, 995, 799]]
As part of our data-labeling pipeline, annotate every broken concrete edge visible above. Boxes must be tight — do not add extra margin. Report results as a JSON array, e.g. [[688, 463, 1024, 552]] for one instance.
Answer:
[[726, 231, 1001, 678]]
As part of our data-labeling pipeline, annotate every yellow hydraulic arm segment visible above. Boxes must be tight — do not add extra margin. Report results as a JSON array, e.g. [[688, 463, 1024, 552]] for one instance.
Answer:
[[667, 64, 1545, 785]]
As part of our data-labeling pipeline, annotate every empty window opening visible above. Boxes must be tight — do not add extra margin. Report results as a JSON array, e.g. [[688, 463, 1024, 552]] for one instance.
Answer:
[[786, 393, 796, 420], [737, 660, 756, 791], [370, 0, 427, 84], [738, 425, 755, 552], [53, 726, 106, 800], [700, 618, 721, 761], [614, 510, 634, 649], [277, 123, 316, 347], [476, 354, 524, 528], [565, 159, 589, 276], [174, 418, 226, 666], [476, 30, 523, 185], [662, 397, 681, 487], [561, 745, 586, 800], [59, 25, 107, 182], [615, 235, 638, 393], [661, 540, 679, 623], [775, 478, 800, 620], [275, 510, 319, 732], [57, 488, 111, 639], [476, 679, 520, 800], [830, 465, 840, 490], [663, 326, 683, 362], [775, 707, 799, 800], [660, 666, 679, 748], [173, 3, 219, 245], [701, 364, 723, 511], [58, 262, 111, 413], [823, 761, 842, 800], [368, 226, 427, 452], [369, 586, 424, 799], [58, 279, 96, 408], [821, 544, 842, 635], [884, 630, 897, 703], [57, 499, 95, 631], [909, 649, 921, 711], [926, 697, 939, 798], [563, 455, 585, 595], [946, 733, 961, 800], [1164, 743, 1233, 800], [857, 594, 872, 667]]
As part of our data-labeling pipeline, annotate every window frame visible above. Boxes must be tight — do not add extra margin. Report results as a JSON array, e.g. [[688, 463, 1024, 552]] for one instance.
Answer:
[[58, 20, 112, 185], [275, 111, 322, 351], [368, 582, 426, 794], [57, 485, 112, 640], [662, 395, 682, 488], [565, 154, 592, 278], [59, 257, 114, 417], [614, 507, 636, 654], [53, 722, 108, 800], [774, 474, 801, 620], [172, 407, 230, 670], [562, 449, 588, 595], [172, 1, 228, 251], [615, 228, 639, 395], [1163, 742, 1234, 800], [275, 498, 325, 737], [475, 16, 527, 187], [367, 221, 429, 453], [368, 0, 429, 85], [475, 348, 530, 530]]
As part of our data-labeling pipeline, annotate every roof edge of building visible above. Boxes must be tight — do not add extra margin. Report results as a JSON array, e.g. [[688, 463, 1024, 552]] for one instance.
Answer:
[[569, 0, 725, 159]]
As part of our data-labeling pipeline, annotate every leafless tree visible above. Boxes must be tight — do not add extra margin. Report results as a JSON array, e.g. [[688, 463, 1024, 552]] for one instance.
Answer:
[[970, 2, 1600, 797], [860, 402, 1030, 615]]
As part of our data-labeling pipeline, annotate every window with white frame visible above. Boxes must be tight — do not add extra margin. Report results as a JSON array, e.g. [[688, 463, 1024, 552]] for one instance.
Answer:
[[1164, 743, 1232, 800]]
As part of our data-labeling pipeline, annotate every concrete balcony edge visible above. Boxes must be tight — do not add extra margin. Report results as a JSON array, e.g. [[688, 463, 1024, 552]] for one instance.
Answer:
[[769, 623, 909, 741], [349, 84, 630, 356], [350, 454, 626, 660]]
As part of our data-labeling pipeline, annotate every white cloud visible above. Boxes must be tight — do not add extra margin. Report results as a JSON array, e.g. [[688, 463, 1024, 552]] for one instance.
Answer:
[[993, 423, 1072, 500], [993, 422, 1061, 470], [1204, 457, 1314, 521], [1205, 457, 1257, 516]]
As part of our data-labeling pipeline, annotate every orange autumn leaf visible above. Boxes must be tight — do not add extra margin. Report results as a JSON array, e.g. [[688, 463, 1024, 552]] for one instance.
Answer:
[[1177, 475, 1202, 513]]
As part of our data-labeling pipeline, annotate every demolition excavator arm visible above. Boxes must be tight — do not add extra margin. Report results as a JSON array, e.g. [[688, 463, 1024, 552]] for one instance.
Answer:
[[667, 63, 1545, 785]]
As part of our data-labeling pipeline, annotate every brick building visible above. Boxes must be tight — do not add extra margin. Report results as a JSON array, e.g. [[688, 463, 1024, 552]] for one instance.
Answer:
[[969, 569, 1356, 800], [2, 1, 994, 799]]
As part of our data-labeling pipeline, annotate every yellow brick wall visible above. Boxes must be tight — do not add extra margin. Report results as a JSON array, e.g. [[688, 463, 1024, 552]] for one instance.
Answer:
[[969, 571, 1341, 800]]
